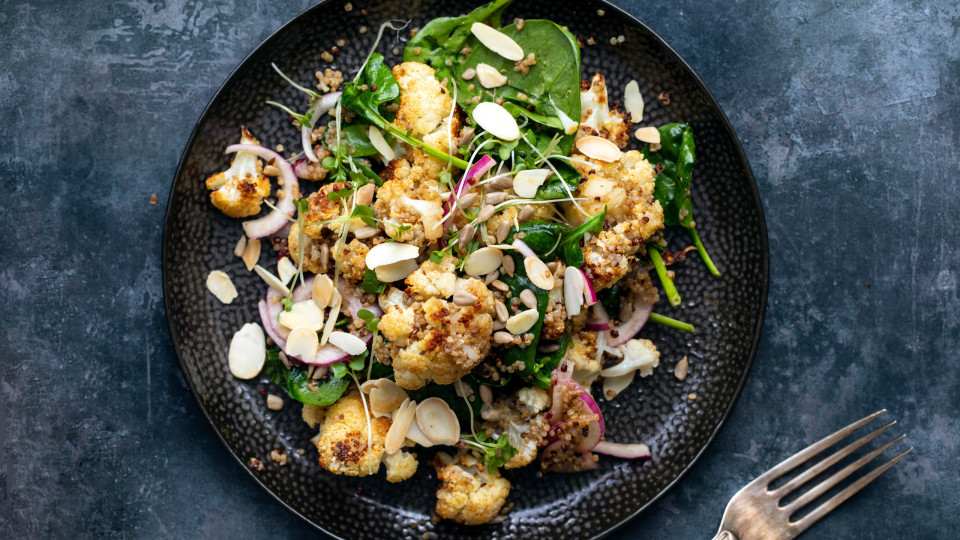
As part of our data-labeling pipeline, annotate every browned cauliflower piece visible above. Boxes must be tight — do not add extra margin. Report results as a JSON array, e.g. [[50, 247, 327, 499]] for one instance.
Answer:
[[382, 450, 419, 483], [479, 386, 551, 469], [392, 62, 461, 153], [333, 237, 384, 283], [314, 389, 391, 477], [300, 181, 368, 238], [578, 74, 631, 148], [568, 330, 601, 385], [433, 452, 511, 525], [288, 223, 331, 274], [375, 255, 495, 390], [204, 128, 271, 217], [564, 150, 664, 290]]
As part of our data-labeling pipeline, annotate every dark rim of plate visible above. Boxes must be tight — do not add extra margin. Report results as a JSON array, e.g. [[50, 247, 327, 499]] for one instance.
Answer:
[[161, 0, 769, 537]]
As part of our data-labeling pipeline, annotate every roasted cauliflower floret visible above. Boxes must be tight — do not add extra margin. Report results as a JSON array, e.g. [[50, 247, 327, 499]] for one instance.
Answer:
[[382, 450, 419, 483], [302, 404, 326, 429], [300, 181, 368, 238], [392, 62, 460, 153], [374, 155, 446, 247], [205, 128, 271, 218], [288, 224, 332, 274], [333, 238, 380, 283], [314, 389, 391, 476], [578, 74, 631, 148], [376, 256, 495, 389], [405, 254, 459, 299], [565, 150, 664, 289], [433, 452, 511, 525], [568, 330, 601, 385], [480, 387, 551, 469]]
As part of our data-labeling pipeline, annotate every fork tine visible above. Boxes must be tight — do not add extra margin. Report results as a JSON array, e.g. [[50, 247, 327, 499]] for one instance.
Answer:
[[784, 434, 906, 512], [792, 447, 913, 535], [772, 420, 897, 497], [757, 410, 887, 483]]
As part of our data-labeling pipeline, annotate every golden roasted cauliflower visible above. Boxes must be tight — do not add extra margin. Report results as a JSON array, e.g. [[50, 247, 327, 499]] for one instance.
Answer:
[[433, 452, 511, 525], [314, 389, 391, 477], [204, 128, 271, 217], [480, 386, 551, 469], [578, 73, 631, 148]]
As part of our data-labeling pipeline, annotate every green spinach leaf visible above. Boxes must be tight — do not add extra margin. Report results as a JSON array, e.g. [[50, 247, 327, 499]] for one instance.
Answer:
[[497, 253, 551, 387], [504, 221, 567, 257], [535, 160, 580, 200], [558, 208, 606, 268], [264, 348, 350, 407], [530, 333, 569, 387]]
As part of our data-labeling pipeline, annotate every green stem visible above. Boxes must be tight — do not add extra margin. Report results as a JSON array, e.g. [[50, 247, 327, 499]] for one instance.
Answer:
[[689, 227, 720, 276], [649, 312, 695, 333], [384, 123, 470, 169], [649, 246, 681, 306]]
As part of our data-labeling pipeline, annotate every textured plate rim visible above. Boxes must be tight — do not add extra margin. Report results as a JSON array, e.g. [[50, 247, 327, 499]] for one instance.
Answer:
[[160, 1, 769, 538]]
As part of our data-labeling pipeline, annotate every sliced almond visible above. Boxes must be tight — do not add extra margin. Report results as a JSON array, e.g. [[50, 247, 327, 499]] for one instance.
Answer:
[[575, 135, 622, 162], [378, 286, 410, 311], [228, 323, 266, 379], [675, 356, 689, 381], [319, 293, 341, 346], [206, 270, 238, 304], [524, 256, 555, 290], [472, 101, 520, 141], [506, 308, 539, 335], [404, 413, 435, 447], [285, 327, 319, 363], [278, 300, 326, 332], [563, 266, 584, 317], [463, 247, 504, 276], [470, 22, 524, 61], [475, 63, 508, 88], [603, 371, 636, 400], [312, 274, 335, 308], [512, 169, 552, 198], [253, 264, 290, 296], [385, 398, 417, 454], [635, 126, 661, 144], [233, 235, 247, 258], [328, 331, 367, 355], [624, 80, 644, 123], [365, 242, 419, 270], [415, 397, 461, 445], [375, 258, 419, 282], [241, 237, 261, 270], [367, 125, 395, 162], [277, 256, 297, 285], [370, 379, 410, 418]]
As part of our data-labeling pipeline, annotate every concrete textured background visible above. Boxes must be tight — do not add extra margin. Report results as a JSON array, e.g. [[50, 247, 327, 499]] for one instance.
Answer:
[[1, 0, 957, 538]]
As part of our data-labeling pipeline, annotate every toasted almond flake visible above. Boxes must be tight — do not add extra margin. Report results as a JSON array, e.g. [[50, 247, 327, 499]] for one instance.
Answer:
[[675, 356, 689, 381], [624, 80, 644, 123], [635, 126, 661, 144], [367, 125, 395, 161], [286, 327, 319, 363], [312, 275, 335, 308], [228, 323, 266, 379], [277, 256, 297, 285], [254, 264, 290, 296], [472, 101, 520, 141], [523, 256, 554, 290], [563, 266, 584, 316], [404, 415, 435, 447], [328, 331, 367, 355], [511, 169, 552, 198], [506, 308, 539, 335], [416, 397, 461, 445], [266, 394, 285, 410], [233, 235, 247, 258], [463, 247, 504, 276], [242, 238, 261, 270], [603, 371, 636, 400], [375, 258, 419, 282], [475, 63, 508, 88], [278, 300, 326, 331], [319, 293, 341, 346], [206, 270, 238, 304], [575, 135, 622, 162], [365, 242, 419, 269], [370, 379, 409, 418], [385, 398, 417, 453], [470, 22, 524, 61]]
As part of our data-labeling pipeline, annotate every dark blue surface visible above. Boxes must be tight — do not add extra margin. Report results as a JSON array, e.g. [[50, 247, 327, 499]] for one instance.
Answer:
[[1, 0, 957, 538]]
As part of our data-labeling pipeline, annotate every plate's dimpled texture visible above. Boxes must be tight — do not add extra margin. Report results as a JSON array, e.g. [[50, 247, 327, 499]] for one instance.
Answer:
[[162, 0, 767, 538]]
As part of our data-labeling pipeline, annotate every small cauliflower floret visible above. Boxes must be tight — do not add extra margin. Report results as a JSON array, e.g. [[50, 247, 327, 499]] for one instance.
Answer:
[[333, 238, 383, 283], [382, 450, 419, 483], [314, 389, 391, 477], [392, 62, 461, 153], [480, 387, 550, 469], [567, 331, 601, 385], [302, 404, 326, 429], [301, 181, 368, 238], [405, 254, 458, 299], [205, 128, 271, 218], [603, 338, 660, 378], [517, 386, 550, 413], [374, 151, 447, 247], [578, 74, 631, 148], [288, 223, 335, 274], [565, 150, 664, 290], [376, 263, 495, 389], [433, 452, 511, 525]]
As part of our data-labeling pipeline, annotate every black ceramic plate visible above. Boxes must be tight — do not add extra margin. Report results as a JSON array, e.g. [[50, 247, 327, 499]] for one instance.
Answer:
[[162, 1, 768, 538]]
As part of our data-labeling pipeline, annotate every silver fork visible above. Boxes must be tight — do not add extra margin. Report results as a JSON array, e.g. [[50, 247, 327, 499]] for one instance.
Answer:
[[712, 410, 912, 540]]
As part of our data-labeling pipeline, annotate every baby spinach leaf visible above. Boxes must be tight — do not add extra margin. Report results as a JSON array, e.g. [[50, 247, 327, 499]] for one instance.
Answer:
[[322, 123, 378, 158], [535, 160, 580, 200], [361, 269, 386, 294], [530, 333, 570, 388], [340, 53, 400, 129], [498, 253, 551, 387], [263, 348, 350, 407], [504, 221, 568, 257], [558, 208, 606, 268]]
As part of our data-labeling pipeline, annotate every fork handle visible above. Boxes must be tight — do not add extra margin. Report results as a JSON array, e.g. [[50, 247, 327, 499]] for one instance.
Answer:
[[711, 531, 738, 540]]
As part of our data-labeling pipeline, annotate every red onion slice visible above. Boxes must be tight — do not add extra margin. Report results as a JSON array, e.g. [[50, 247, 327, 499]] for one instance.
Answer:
[[593, 441, 651, 459], [585, 321, 611, 331], [258, 299, 287, 349], [290, 274, 315, 303], [301, 125, 318, 162], [511, 239, 536, 259], [571, 381, 605, 437], [606, 290, 655, 348], [301, 92, 341, 162], [580, 269, 597, 305], [586, 303, 611, 331], [442, 154, 496, 232], [335, 278, 383, 323], [227, 143, 298, 239]]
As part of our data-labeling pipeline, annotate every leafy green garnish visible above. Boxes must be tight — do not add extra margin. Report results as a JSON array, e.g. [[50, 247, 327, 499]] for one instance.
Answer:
[[280, 297, 294, 312], [330, 362, 348, 379], [356, 308, 381, 333], [264, 348, 349, 406], [321, 122, 381, 158], [641, 123, 719, 276], [534, 160, 581, 200], [558, 207, 606, 268], [530, 334, 570, 387], [504, 221, 568, 258], [497, 253, 551, 388], [361, 269, 387, 294], [463, 431, 518, 472], [349, 204, 377, 227]]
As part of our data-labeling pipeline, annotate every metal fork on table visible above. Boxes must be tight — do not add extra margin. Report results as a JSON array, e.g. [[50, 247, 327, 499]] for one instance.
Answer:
[[712, 409, 912, 540]]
